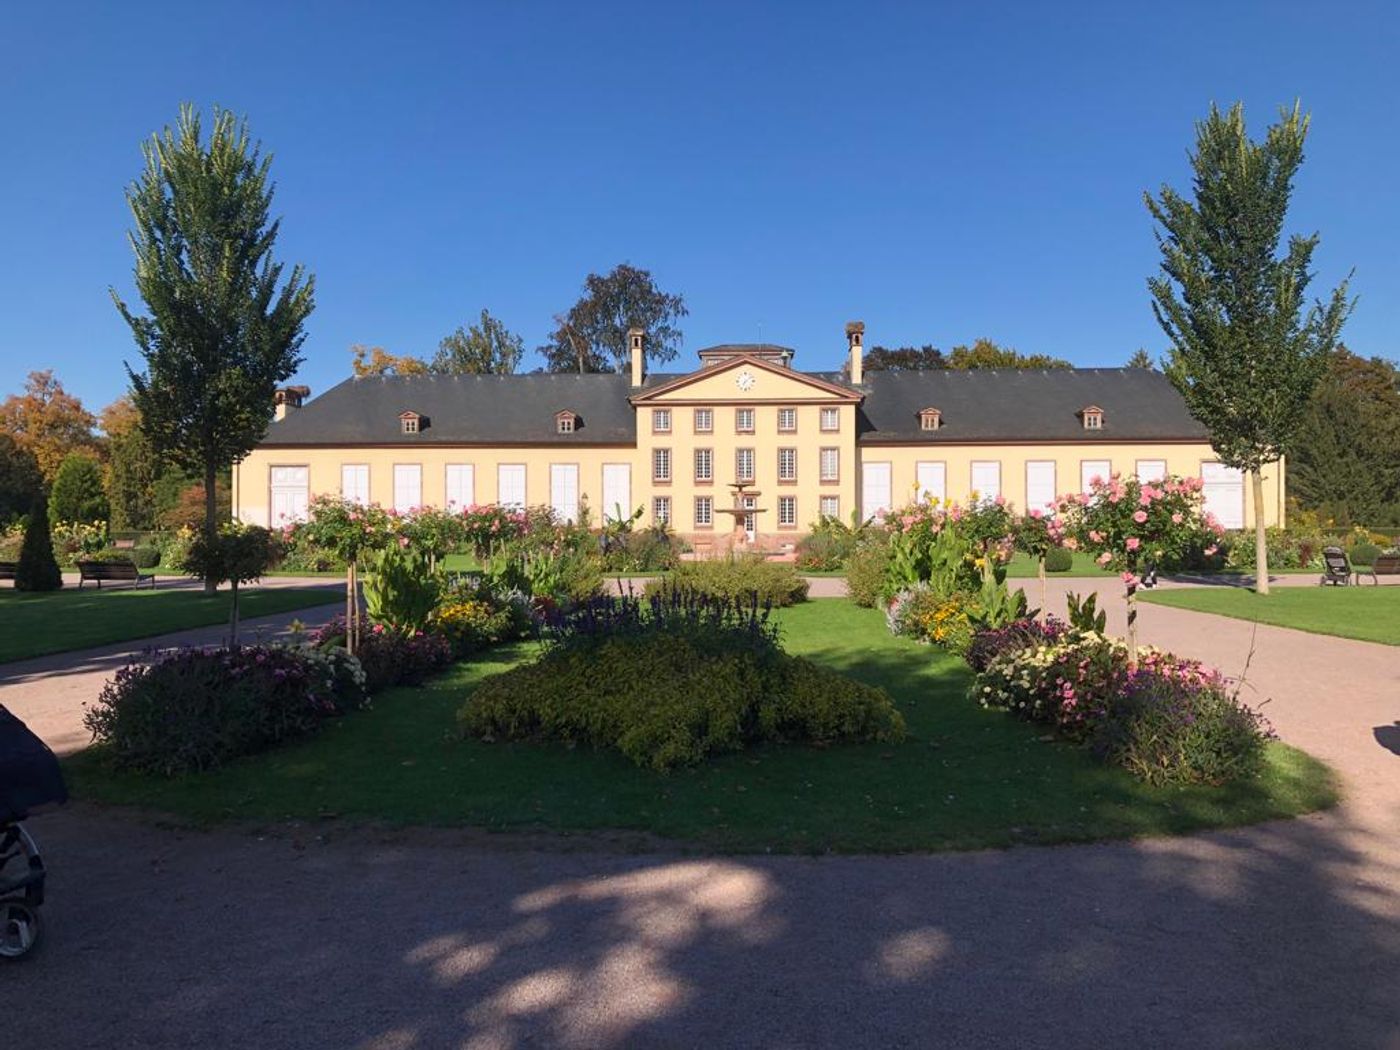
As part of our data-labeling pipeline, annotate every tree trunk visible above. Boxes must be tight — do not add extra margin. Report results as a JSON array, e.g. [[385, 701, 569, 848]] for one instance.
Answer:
[[1125, 579, 1138, 670], [229, 580, 240, 647], [344, 563, 354, 655], [1038, 557, 1047, 619], [203, 462, 218, 595], [1251, 469, 1270, 596]]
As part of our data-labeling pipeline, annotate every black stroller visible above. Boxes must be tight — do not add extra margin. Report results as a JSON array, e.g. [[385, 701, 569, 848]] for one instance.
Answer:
[[0, 704, 66, 960]]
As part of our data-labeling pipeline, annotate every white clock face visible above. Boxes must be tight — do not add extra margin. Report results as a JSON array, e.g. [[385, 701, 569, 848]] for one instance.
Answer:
[[735, 369, 756, 391]]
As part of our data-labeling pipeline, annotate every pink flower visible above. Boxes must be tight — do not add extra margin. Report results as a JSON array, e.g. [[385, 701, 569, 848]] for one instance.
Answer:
[[1204, 544, 1219, 556], [1029, 507, 1043, 519], [1121, 571, 1140, 587], [1089, 530, 1103, 543], [1126, 537, 1141, 551], [1096, 552, 1112, 566], [1063, 537, 1078, 550], [1132, 510, 1148, 524], [1171, 512, 1183, 524]]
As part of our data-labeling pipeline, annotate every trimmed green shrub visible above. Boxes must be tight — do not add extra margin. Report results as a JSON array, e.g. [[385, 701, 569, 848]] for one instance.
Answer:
[[49, 453, 109, 525], [644, 557, 808, 606], [130, 545, 161, 568], [460, 631, 904, 771], [844, 538, 891, 608], [793, 531, 847, 571], [1349, 542, 1382, 567], [16, 495, 62, 591], [1043, 546, 1074, 572], [84, 645, 367, 776]]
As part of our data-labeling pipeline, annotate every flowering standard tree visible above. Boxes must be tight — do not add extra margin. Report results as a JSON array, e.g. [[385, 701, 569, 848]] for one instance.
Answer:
[[1014, 507, 1069, 615], [297, 496, 394, 653], [1059, 474, 1221, 665]]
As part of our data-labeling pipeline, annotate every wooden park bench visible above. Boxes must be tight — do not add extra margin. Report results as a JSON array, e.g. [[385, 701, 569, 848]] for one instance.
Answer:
[[1355, 551, 1400, 585], [76, 559, 156, 590], [0, 562, 16, 586]]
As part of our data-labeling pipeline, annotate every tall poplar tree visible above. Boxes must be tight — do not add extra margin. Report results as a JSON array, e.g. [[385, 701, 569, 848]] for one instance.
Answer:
[[113, 105, 314, 592], [1146, 102, 1351, 593]]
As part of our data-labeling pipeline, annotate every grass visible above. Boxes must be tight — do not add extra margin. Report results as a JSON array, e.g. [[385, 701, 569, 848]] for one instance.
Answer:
[[1005, 551, 1114, 578], [67, 600, 1336, 852], [1142, 585, 1400, 646], [0, 587, 341, 663]]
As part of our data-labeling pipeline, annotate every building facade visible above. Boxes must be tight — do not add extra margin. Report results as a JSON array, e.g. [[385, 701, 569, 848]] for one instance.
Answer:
[[233, 323, 1285, 543]]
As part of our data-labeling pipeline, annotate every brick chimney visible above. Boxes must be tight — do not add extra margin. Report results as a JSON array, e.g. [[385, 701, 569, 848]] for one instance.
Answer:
[[274, 385, 310, 421], [845, 321, 865, 385], [628, 327, 645, 387]]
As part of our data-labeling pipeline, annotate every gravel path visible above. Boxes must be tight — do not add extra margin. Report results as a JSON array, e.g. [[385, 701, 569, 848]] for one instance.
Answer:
[[5, 575, 1399, 1048]]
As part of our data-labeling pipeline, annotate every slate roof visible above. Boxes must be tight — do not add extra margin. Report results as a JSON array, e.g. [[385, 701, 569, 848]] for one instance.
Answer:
[[257, 366, 1207, 447], [856, 368, 1209, 443]]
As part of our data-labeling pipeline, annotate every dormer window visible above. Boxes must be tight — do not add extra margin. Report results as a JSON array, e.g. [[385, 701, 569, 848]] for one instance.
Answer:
[[918, 407, 942, 432], [556, 410, 577, 434], [1081, 406, 1105, 431], [399, 411, 421, 435]]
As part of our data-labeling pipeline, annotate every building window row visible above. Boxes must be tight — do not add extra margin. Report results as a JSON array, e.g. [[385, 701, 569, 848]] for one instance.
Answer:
[[650, 405, 842, 434]]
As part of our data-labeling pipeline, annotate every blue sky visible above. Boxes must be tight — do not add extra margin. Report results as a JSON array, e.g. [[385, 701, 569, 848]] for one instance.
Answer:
[[2, 1, 1395, 416]]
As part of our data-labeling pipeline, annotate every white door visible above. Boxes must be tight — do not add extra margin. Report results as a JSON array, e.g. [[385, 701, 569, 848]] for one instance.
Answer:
[[971, 460, 1001, 500], [445, 464, 475, 510], [340, 464, 369, 506], [550, 464, 579, 523], [1025, 461, 1056, 513], [602, 464, 631, 523], [916, 461, 946, 503], [497, 465, 526, 510], [392, 464, 422, 513], [861, 462, 892, 521], [270, 466, 309, 526], [743, 495, 757, 541], [1201, 463, 1245, 529], [1081, 459, 1112, 494], [1136, 459, 1168, 483]]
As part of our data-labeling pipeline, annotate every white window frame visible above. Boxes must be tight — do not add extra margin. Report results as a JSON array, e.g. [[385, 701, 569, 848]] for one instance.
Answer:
[[341, 464, 370, 506], [1136, 459, 1168, 483], [694, 496, 713, 528], [1201, 462, 1245, 529], [736, 407, 755, 433], [694, 407, 713, 433], [270, 465, 310, 526], [916, 461, 946, 503], [652, 447, 671, 482], [393, 463, 422, 513], [694, 447, 713, 482], [861, 461, 892, 521], [819, 495, 840, 519], [497, 464, 526, 511], [445, 464, 475, 510], [736, 447, 756, 482], [778, 495, 797, 527], [820, 407, 840, 432], [550, 463, 580, 523], [1025, 460, 1056, 513], [653, 495, 671, 525], [971, 460, 1001, 501], [602, 463, 631, 524], [778, 407, 797, 432], [1081, 459, 1112, 494], [778, 447, 797, 481], [652, 408, 671, 433], [819, 447, 840, 482]]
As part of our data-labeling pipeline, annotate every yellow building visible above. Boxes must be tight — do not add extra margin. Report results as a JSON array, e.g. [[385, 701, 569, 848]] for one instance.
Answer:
[[233, 323, 1284, 544]]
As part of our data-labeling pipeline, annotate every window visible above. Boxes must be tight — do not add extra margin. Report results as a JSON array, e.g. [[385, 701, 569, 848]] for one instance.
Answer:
[[1201, 463, 1245, 529], [1080, 459, 1111, 494], [694, 407, 713, 433], [778, 447, 797, 482], [971, 460, 1002, 500], [1081, 406, 1105, 430], [653, 496, 671, 525], [819, 447, 840, 482], [393, 464, 422, 513], [400, 414, 420, 435], [550, 464, 579, 523], [736, 407, 755, 433], [602, 464, 631, 524], [652, 408, 671, 433], [1025, 461, 1056, 513], [271, 466, 309, 526], [445, 464, 475, 509], [694, 447, 713, 482], [497, 464, 526, 510], [778, 496, 797, 528], [861, 462, 891, 520], [736, 447, 755, 482], [820, 407, 840, 432], [694, 496, 713, 528], [916, 461, 945, 502], [556, 412, 575, 434], [1136, 459, 1168, 483], [341, 464, 369, 506], [652, 447, 671, 482], [820, 495, 840, 519], [919, 408, 941, 432], [777, 407, 797, 432]]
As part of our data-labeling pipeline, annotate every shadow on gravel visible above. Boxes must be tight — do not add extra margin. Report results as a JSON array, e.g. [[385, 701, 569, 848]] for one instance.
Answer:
[[1375, 723, 1400, 757]]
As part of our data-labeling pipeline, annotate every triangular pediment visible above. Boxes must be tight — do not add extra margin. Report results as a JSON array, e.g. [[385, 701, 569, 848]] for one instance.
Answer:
[[631, 354, 861, 405]]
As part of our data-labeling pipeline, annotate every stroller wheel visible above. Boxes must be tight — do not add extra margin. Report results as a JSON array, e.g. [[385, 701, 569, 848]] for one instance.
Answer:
[[0, 899, 41, 959]]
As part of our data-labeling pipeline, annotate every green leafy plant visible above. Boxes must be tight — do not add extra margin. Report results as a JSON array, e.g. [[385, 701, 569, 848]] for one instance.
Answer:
[[181, 522, 281, 643], [362, 544, 444, 632], [16, 494, 62, 591], [1044, 546, 1074, 572], [1065, 591, 1107, 633], [644, 557, 808, 606]]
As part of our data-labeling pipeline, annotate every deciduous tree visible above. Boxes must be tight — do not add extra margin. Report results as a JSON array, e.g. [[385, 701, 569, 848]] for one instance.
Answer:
[[540, 263, 686, 374], [0, 434, 43, 527], [432, 310, 523, 374], [0, 371, 101, 480], [49, 453, 109, 525], [112, 105, 314, 593], [101, 397, 162, 530], [350, 344, 430, 376], [946, 338, 1071, 370], [1146, 101, 1351, 593], [864, 345, 947, 371]]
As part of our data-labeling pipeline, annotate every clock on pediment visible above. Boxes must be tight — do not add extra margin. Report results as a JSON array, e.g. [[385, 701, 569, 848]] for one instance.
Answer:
[[735, 369, 756, 391]]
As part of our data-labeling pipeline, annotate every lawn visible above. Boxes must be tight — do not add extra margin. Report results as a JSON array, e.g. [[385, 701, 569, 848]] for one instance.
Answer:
[[1142, 585, 1400, 646], [1005, 551, 1114, 578], [0, 587, 341, 663], [67, 599, 1336, 852]]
